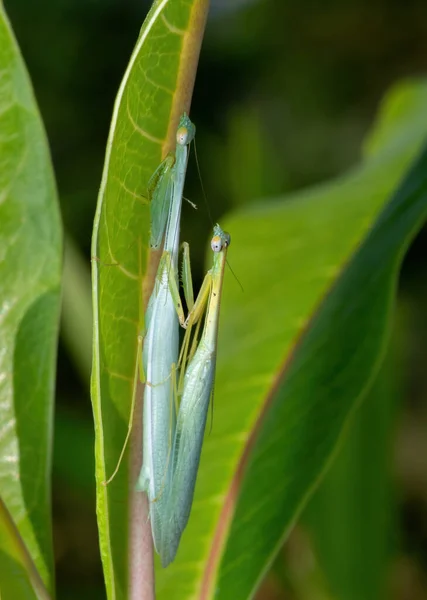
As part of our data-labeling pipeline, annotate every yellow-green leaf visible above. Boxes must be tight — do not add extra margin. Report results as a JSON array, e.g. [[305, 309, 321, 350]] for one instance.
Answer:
[[0, 5, 62, 597]]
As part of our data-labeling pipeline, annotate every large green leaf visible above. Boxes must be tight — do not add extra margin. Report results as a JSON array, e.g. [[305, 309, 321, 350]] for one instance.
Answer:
[[303, 322, 402, 600], [0, 4, 62, 598], [0, 497, 51, 600], [155, 80, 427, 598], [90, 1, 209, 597]]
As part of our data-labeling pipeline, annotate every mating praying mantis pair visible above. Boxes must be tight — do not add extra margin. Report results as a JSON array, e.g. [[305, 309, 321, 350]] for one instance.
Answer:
[[107, 114, 230, 567]]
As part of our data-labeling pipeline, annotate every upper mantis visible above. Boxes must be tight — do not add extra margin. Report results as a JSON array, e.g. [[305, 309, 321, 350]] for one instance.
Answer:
[[135, 113, 195, 554]]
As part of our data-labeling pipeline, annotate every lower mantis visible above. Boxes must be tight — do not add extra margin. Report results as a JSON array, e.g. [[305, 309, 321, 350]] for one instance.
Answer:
[[157, 224, 231, 567]]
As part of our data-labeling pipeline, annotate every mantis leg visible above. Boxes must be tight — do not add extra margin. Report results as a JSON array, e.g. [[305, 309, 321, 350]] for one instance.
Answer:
[[179, 239, 213, 330], [180, 242, 194, 312], [157, 251, 187, 326], [185, 270, 213, 328], [103, 333, 143, 485], [177, 268, 213, 394]]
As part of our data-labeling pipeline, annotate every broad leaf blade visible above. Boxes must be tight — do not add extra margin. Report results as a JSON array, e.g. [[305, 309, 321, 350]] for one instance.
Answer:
[[155, 80, 427, 598], [0, 497, 51, 600], [0, 5, 62, 597], [90, 0, 209, 597], [303, 327, 401, 600]]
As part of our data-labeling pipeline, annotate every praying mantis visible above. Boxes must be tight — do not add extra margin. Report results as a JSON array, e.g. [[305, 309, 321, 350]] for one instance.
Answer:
[[158, 224, 231, 567], [135, 113, 195, 554], [139, 117, 230, 565], [107, 113, 230, 567]]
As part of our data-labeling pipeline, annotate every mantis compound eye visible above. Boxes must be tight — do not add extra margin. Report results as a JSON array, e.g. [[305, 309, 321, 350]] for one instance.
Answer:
[[211, 235, 222, 252], [211, 226, 231, 252], [222, 232, 231, 248], [176, 126, 189, 145]]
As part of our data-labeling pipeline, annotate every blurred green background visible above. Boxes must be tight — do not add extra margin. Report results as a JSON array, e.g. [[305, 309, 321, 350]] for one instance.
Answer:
[[5, 0, 427, 597]]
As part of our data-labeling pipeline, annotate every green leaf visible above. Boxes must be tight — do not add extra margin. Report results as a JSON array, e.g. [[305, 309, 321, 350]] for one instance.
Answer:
[[303, 320, 402, 600], [155, 79, 427, 598], [0, 5, 62, 598], [0, 497, 51, 600], [90, 1, 209, 597]]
